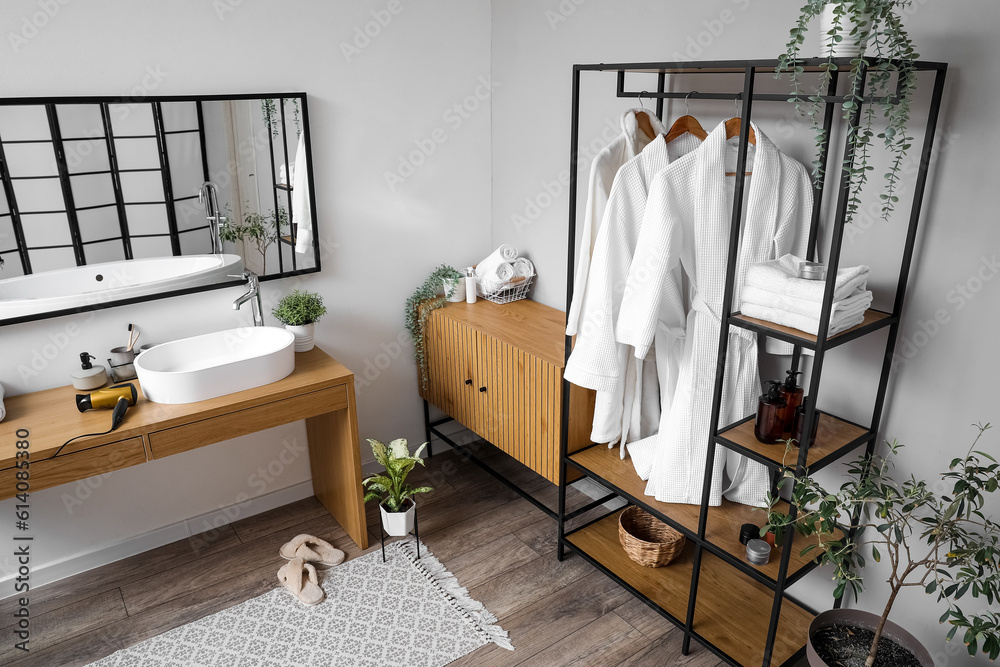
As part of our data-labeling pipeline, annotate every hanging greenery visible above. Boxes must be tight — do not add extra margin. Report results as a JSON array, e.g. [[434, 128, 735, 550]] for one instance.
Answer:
[[261, 98, 302, 138], [777, 0, 919, 224], [405, 264, 463, 389]]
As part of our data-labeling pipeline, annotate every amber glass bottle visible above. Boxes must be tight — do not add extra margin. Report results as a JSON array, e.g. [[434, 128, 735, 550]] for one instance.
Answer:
[[777, 370, 803, 434], [754, 380, 786, 444]]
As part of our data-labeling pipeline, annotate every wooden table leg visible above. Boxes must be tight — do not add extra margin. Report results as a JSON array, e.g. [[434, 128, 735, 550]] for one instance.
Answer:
[[305, 384, 368, 549]]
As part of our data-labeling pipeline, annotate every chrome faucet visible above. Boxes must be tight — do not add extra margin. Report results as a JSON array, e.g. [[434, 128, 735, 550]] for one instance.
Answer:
[[232, 270, 264, 326], [198, 182, 227, 254]]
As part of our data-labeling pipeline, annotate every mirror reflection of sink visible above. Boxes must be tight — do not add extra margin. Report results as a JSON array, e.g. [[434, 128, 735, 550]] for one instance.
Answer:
[[135, 327, 295, 404]]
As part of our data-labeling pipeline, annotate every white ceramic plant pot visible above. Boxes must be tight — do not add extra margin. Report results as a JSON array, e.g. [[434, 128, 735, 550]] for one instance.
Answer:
[[819, 4, 871, 57], [443, 277, 465, 303], [380, 500, 416, 537], [285, 323, 315, 352]]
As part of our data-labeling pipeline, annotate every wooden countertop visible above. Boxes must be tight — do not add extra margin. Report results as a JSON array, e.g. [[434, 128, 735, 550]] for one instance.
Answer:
[[0, 347, 353, 468], [436, 299, 567, 367]]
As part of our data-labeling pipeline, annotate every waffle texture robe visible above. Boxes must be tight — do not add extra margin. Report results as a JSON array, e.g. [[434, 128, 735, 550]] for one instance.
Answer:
[[565, 131, 702, 448], [617, 122, 811, 506]]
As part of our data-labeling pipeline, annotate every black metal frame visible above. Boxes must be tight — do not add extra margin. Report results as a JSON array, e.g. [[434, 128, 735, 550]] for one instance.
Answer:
[[556, 58, 948, 667], [380, 502, 421, 563], [0, 92, 322, 328]]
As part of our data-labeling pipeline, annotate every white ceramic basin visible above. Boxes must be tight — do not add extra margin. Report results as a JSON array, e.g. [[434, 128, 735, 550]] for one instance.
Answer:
[[135, 327, 295, 404]]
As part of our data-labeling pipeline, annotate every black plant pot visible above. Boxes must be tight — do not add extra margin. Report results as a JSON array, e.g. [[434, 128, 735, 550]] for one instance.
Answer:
[[806, 609, 933, 667]]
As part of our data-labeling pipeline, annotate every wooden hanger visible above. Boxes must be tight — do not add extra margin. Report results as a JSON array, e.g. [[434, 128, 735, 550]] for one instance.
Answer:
[[664, 114, 708, 143], [634, 109, 657, 142], [724, 117, 756, 176]]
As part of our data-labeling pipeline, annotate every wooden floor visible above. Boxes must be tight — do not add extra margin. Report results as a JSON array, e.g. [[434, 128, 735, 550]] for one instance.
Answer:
[[0, 442, 793, 666]]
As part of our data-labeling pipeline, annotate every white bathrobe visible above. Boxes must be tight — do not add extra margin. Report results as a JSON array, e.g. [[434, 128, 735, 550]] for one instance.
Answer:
[[565, 131, 702, 448], [566, 109, 666, 337], [617, 122, 812, 506]]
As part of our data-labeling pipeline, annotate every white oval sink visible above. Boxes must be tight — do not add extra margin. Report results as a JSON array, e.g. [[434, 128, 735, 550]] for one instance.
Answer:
[[135, 327, 295, 404]]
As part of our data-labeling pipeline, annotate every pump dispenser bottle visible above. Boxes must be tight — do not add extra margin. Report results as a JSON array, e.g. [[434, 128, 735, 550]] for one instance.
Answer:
[[71, 352, 108, 390], [754, 380, 786, 444], [778, 370, 803, 433]]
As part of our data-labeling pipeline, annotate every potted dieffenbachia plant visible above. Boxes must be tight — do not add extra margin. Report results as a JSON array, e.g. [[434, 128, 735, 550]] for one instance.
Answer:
[[362, 438, 433, 537], [272, 289, 327, 352], [762, 424, 1000, 666]]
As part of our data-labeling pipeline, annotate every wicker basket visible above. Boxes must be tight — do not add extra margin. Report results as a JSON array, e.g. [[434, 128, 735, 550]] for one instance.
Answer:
[[618, 505, 686, 567]]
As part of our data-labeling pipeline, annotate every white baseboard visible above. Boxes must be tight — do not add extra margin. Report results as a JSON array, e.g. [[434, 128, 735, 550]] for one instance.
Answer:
[[0, 481, 315, 598]]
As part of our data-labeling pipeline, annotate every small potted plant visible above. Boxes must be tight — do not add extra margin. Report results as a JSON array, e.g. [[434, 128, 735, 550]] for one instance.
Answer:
[[404, 264, 463, 390], [271, 289, 327, 352], [777, 0, 920, 225], [440, 265, 465, 303], [762, 424, 1000, 666], [362, 438, 433, 537]]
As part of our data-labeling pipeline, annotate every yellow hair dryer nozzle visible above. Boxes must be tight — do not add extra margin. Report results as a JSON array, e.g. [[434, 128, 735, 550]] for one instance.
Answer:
[[77, 383, 138, 412]]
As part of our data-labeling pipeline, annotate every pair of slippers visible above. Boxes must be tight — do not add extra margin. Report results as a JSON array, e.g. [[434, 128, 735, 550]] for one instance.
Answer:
[[277, 534, 346, 605]]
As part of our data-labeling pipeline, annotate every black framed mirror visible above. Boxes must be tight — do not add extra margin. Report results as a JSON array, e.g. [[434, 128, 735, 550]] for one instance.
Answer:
[[0, 92, 320, 326]]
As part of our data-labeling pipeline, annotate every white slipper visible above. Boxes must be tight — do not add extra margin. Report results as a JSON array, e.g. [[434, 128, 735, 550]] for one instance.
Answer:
[[277, 557, 325, 605], [279, 533, 346, 569]]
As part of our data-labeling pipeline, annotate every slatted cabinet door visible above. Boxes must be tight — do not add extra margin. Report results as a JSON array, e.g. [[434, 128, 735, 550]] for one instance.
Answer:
[[421, 300, 590, 485]]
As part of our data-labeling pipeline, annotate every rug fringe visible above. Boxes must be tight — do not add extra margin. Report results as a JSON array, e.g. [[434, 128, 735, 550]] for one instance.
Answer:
[[396, 539, 514, 651]]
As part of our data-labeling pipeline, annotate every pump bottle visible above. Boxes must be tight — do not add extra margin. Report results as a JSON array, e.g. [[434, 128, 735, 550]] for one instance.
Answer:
[[778, 370, 803, 433], [754, 380, 786, 444]]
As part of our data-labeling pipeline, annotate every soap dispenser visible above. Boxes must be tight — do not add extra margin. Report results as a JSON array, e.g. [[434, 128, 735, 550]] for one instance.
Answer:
[[754, 380, 786, 444], [778, 370, 803, 433], [71, 352, 108, 391]]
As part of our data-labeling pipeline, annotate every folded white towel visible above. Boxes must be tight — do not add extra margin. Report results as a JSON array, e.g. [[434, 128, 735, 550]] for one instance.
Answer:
[[742, 285, 873, 321], [476, 245, 518, 283], [746, 254, 870, 303], [513, 257, 534, 279], [740, 302, 867, 336]]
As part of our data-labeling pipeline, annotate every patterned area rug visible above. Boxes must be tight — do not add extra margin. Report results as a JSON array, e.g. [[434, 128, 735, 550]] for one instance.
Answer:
[[88, 539, 512, 666]]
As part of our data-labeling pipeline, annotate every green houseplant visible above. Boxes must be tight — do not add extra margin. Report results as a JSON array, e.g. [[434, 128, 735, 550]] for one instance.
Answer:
[[272, 290, 327, 352], [362, 438, 433, 537], [762, 424, 1000, 666], [219, 204, 288, 275], [777, 0, 920, 225], [405, 264, 463, 390]]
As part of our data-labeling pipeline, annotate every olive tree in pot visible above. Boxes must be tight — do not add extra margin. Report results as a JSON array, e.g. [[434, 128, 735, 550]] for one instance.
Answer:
[[362, 438, 433, 537], [271, 290, 327, 352], [762, 424, 1000, 666]]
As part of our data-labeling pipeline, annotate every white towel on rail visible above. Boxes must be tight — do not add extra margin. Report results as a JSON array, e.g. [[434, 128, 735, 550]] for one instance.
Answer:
[[745, 254, 869, 303], [293, 132, 313, 255]]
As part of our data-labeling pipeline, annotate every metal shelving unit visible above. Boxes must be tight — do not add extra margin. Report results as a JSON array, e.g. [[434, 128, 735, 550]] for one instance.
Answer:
[[556, 58, 947, 667]]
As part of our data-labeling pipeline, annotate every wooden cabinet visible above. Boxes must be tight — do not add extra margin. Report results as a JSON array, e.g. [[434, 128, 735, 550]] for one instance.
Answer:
[[421, 299, 593, 485]]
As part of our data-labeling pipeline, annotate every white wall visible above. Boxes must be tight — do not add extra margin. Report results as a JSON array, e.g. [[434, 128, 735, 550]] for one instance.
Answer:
[[0, 0, 492, 588], [492, 1, 998, 664]]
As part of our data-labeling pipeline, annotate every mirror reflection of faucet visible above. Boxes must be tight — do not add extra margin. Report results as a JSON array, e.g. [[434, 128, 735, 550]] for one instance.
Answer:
[[199, 182, 227, 254], [231, 270, 265, 327]]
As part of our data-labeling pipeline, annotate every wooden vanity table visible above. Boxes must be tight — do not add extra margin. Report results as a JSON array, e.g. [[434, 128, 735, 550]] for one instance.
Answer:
[[0, 348, 368, 549]]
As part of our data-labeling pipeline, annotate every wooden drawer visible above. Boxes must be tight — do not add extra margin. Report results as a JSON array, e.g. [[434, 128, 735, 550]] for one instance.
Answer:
[[0, 437, 147, 500], [148, 384, 348, 460]]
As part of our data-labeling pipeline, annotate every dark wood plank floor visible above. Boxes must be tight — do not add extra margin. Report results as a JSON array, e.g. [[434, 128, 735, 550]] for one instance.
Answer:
[[0, 442, 785, 666]]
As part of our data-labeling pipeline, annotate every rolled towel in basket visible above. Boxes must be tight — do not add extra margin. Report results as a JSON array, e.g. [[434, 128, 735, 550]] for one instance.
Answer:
[[513, 257, 534, 279], [476, 245, 518, 283]]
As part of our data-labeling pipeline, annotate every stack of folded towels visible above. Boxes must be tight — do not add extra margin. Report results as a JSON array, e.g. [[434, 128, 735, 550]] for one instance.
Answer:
[[741, 254, 873, 336], [476, 244, 535, 289]]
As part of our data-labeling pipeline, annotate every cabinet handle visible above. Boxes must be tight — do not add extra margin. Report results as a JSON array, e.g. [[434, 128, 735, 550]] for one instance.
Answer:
[[465, 379, 473, 385], [479, 386, 487, 393]]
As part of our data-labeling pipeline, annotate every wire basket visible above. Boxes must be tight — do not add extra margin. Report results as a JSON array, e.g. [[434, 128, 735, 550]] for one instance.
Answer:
[[476, 272, 534, 304], [618, 505, 686, 567]]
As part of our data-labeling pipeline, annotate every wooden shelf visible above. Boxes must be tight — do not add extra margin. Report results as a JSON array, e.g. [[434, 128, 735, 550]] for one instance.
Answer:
[[279, 234, 295, 245], [717, 412, 871, 471], [566, 511, 813, 667], [569, 444, 838, 584], [731, 309, 892, 348]]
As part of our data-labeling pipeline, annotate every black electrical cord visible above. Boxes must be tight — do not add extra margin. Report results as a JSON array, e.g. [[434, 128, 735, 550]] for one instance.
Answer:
[[49, 397, 130, 460]]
